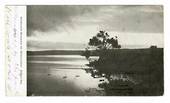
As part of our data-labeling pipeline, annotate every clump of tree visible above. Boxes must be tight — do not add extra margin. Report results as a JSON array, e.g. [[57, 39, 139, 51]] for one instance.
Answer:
[[83, 30, 121, 59], [88, 30, 121, 50]]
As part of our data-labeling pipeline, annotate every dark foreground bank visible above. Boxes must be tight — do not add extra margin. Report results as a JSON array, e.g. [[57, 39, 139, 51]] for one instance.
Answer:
[[87, 48, 163, 96]]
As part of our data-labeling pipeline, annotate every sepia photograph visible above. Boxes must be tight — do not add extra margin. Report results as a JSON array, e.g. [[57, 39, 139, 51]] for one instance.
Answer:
[[27, 5, 164, 96]]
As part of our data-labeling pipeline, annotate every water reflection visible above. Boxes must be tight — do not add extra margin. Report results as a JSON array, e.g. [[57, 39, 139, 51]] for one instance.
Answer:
[[84, 67, 138, 96], [28, 55, 106, 96]]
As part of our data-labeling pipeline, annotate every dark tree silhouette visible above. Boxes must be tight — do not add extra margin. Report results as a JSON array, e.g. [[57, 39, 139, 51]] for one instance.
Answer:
[[88, 30, 121, 50], [83, 30, 121, 59]]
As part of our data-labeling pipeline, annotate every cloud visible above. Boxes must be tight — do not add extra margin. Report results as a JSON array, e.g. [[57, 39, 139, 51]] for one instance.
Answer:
[[27, 5, 99, 36], [93, 6, 163, 33], [27, 5, 163, 37]]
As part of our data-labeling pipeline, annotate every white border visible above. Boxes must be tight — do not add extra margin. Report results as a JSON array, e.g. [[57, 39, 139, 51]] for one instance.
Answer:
[[0, 0, 170, 103], [5, 6, 26, 96]]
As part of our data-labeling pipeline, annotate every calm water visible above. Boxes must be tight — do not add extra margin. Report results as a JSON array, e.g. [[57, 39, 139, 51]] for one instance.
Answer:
[[27, 55, 106, 96], [27, 55, 134, 96]]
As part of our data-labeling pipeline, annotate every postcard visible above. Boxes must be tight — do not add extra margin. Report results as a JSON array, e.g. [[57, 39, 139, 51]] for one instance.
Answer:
[[5, 5, 164, 96]]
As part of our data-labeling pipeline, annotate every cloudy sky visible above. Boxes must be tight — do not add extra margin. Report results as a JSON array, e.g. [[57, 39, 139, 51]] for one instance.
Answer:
[[27, 5, 163, 50]]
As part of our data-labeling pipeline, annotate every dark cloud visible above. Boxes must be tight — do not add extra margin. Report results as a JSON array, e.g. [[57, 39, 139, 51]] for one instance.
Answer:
[[27, 5, 163, 36], [27, 5, 99, 36]]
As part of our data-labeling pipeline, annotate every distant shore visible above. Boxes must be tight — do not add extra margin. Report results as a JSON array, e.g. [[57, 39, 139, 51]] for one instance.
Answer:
[[27, 50, 84, 55], [27, 47, 163, 56]]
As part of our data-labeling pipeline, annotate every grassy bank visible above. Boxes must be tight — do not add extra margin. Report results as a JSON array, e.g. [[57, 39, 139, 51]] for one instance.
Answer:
[[88, 48, 164, 95], [90, 48, 163, 72]]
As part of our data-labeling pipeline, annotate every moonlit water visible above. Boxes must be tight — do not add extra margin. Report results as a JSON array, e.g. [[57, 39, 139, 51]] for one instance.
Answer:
[[27, 55, 106, 96], [27, 55, 99, 68]]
